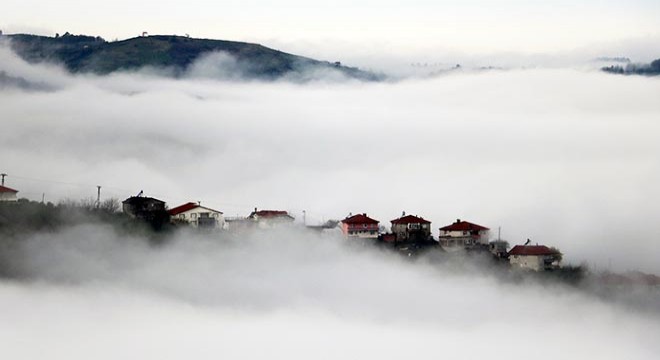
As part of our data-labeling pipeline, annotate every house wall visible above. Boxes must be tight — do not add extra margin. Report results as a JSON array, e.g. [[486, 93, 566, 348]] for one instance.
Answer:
[[341, 222, 378, 239], [0, 192, 18, 202], [392, 223, 431, 241], [440, 230, 490, 245], [175, 208, 225, 228], [510, 254, 541, 271]]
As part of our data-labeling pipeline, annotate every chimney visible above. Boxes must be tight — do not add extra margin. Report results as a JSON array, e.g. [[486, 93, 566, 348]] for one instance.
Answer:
[[402, 211, 406, 217], [254, 207, 258, 213], [456, 218, 461, 223]]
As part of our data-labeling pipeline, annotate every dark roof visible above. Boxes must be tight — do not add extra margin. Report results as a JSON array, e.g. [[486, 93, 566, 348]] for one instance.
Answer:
[[391, 215, 431, 225], [342, 213, 379, 225], [168, 202, 223, 216], [249, 210, 294, 219], [0, 185, 18, 193], [509, 245, 559, 256], [440, 219, 489, 231], [122, 196, 165, 205]]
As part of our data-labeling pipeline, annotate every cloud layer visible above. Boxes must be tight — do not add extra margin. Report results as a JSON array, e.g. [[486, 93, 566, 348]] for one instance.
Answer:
[[1, 225, 659, 359], [1, 43, 660, 275]]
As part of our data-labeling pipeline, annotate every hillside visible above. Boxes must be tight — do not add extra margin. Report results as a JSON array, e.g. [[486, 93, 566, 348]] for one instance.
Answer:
[[2, 33, 382, 81], [602, 58, 660, 76]]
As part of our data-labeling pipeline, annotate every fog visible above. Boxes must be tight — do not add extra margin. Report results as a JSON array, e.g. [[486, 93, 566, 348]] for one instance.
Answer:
[[2, 43, 660, 273], [2, 42, 660, 358], [1, 225, 659, 359]]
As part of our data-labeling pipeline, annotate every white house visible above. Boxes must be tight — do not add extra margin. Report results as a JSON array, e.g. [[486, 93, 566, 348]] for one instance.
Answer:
[[508, 245, 561, 271], [168, 202, 225, 229], [438, 219, 490, 249], [0, 185, 18, 202], [248, 208, 295, 228]]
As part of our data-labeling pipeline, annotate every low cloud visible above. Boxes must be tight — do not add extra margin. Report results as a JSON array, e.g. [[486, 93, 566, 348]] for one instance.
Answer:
[[1, 43, 659, 275], [1, 225, 659, 359]]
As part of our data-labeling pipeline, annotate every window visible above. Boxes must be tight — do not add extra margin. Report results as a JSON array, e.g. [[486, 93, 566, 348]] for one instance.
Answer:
[[192, 213, 197, 219]]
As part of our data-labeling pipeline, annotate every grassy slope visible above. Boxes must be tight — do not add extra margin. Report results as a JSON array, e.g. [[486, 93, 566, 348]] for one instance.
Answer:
[[4, 34, 381, 80]]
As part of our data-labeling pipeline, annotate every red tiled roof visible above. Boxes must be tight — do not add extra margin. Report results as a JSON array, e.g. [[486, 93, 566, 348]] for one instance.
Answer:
[[168, 202, 223, 215], [439, 220, 489, 231], [250, 210, 294, 219], [342, 213, 379, 225], [509, 245, 559, 256], [168, 202, 199, 215], [391, 215, 430, 224], [0, 185, 18, 193]]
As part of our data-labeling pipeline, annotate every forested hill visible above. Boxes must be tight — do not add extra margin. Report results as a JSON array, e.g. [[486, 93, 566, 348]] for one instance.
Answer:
[[2, 33, 383, 81], [602, 58, 660, 76]]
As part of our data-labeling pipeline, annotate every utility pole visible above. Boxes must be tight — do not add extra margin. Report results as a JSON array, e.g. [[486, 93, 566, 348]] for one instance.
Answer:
[[303, 210, 306, 226], [96, 185, 101, 209], [1, 173, 6, 186]]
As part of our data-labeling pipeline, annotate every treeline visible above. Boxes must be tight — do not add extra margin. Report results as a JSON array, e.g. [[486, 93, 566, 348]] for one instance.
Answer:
[[0, 198, 162, 239], [602, 58, 660, 76]]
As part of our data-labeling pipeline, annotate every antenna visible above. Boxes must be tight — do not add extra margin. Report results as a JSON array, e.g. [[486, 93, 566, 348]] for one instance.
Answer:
[[96, 185, 101, 209]]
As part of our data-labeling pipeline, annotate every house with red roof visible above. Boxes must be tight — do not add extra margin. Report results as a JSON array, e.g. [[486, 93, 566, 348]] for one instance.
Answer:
[[438, 219, 490, 249], [169, 202, 224, 229], [0, 185, 18, 202], [390, 213, 432, 242], [340, 213, 379, 239], [508, 244, 561, 271], [248, 208, 295, 228]]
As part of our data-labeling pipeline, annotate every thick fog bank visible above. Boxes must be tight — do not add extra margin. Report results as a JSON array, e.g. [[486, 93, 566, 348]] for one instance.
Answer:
[[1, 226, 659, 359], [1, 44, 660, 274]]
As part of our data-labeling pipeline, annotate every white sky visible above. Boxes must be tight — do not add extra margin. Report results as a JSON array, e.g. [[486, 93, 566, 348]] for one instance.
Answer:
[[3, 0, 660, 56]]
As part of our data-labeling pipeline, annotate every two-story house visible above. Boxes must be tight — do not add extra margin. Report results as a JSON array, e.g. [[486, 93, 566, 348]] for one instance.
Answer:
[[390, 214, 432, 242], [340, 213, 379, 239], [168, 202, 225, 229], [438, 219, 490, 249]]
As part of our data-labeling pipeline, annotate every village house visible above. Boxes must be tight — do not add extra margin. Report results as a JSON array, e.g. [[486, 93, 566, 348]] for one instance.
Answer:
[[340, 213, 379, 239], [390, 213, 432, 242], [168, 202, 225, 229], [0, 185, 18, 202], [438, 219, 490, 249], [248, 208, 295, 228], [122, 195, 169, 229], [508, 244, 562, 271]]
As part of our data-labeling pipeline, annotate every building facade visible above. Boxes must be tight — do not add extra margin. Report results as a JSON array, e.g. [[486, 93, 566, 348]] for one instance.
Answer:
[[438, 219, 490, 249], [340, 213, 379, 239], [0, 185, 18, 202], [248, 208, 295, 228], [168, 202, 225, 229], [508, 245, 561, 271], [390, 214, 432, 242]]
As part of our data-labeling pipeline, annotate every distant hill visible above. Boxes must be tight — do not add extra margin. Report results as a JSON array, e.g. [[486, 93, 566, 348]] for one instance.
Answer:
[[602, 58, 660, 76], [1, 32, 383, 81]]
